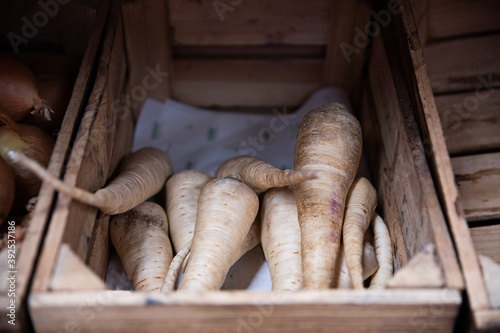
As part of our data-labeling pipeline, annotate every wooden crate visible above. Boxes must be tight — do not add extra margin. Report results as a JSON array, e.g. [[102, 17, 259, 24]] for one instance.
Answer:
[[0, 1, 111, 332], [397, 0, 500, 330], [27, 0, 466, 332]]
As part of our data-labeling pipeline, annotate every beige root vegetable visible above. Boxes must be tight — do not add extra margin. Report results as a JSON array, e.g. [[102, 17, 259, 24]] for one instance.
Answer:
[[261, 187, 302, 291], [335, 242, 378, 289], [110, 201, 173, 292], [294, 103, 362, 289], [161, 240, 192, 293], [11, 147, 172, 215], [342, 177, 377, 289], [369, 213, 393, 288], [216, 156, 317, 194], [166, 170, 212, 253], [178, 178, 259, 292]]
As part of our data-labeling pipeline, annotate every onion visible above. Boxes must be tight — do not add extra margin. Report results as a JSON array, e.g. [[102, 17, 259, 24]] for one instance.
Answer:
[[0, 158, 15, 225], [22, 55, 80, 133], [0, 116, 55, 206], [0, 52, 52, 123]]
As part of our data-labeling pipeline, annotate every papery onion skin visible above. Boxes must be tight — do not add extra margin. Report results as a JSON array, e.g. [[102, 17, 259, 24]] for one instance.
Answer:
[[23, 55, 80, 133], [0, 123, 55, 205], [0, 158, 15, 224], [0, 52, 52, 123]]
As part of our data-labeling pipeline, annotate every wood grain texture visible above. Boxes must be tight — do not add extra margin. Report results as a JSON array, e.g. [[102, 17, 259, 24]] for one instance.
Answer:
[[452, 152, 500, 222], [122, 0, 172, 116], [435, 89, 500, 156], [323, 0, 371, 100], [168, 0, 332, 46], [428, 0, 500, 40], [0, 1, 110, 332], [360, 83, 409, 272], [424, 34, 500, 94], [172, 58, 323, 108], [470, 224, 500, 265], [50, 244, 107, 291], [396, 0, 491, 319], [31, 0, 117, 294], [30, 290, 461, 333]]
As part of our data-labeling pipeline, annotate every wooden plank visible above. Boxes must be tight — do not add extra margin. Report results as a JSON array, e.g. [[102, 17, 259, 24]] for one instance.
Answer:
[[323, 0, 371, 100], [452, 152, 500, 222], [411, 0, 429, 46], [360, 82, 408, 271], [30, 290, 461, 333], [424, 34, 500, 94], [49, 244, 107, 291], [168, 0, 332, 46], [31, 0, 116, 294], [470, 224, 500, 265], [376, 0, 464, 290], [474, 309, 500, 331], [172, 59, 323, 109], [436, 89, 500, 156], [369, 35, 461, 285], [428, 0, 500, 40], [121, 0, 172, 117], [393, 0, 491, 316]]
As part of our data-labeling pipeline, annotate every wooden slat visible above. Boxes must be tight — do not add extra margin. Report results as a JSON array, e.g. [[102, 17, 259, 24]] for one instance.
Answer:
[[394, 0, 491, 318], [30, 290, 461, 333], [368, 35, 463, 289], [428, 0, 500, 40], [31, 0, 117, 294], [474, 308, 500, 330], [121, 0, 173, 116], [323, 0, 371, 100], [436, 89, 500, 156], [452, 152, 500, 222], [360, 82, 408, 271], [424, 34, 500, 94], [168, 0, 332, 46], [0, 2, 111, 332], [411, 0, 429, 45], [470, 224, 500, 264], [378, 0, 465, 290], [172, 59, 323, 109]]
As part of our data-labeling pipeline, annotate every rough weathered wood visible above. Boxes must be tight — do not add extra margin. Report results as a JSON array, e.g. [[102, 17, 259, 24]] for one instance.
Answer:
[[369, 34, 462, 289], [395, 0, 492, 321], [470, 224, 500, 264], [172, 59, 323, 109], [411, 0, 429, 45], [31, 0, 118, 294], [435, 89, 500, 156], [50, 244, 107, 291], [323, 0, 371, 100], [29, 290, 461, 333], [424, 34, 500, 94], [387, 244, 444, 288], [360, 83, 408, 272], [0, 1, 110, 332], [168, 0, 332, 46], [122, 0, 172, 117], [428, 0, 500, 40], [452, 152, 500, 222]]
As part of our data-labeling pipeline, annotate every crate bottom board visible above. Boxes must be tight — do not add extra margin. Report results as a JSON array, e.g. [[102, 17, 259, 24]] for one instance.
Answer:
[[29, 289, 461, 332]]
